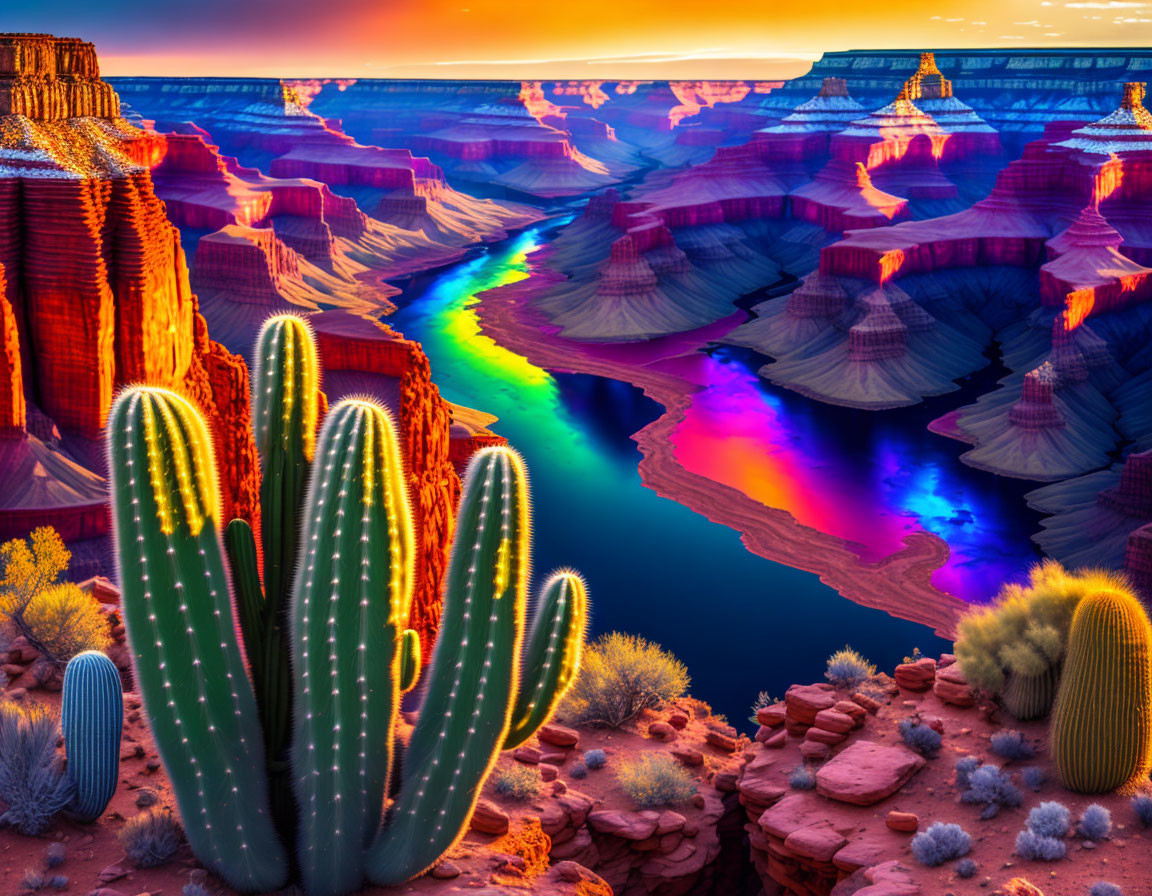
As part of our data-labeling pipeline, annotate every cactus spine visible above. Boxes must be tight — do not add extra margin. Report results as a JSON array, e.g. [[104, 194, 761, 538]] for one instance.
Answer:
[[61, 650, 123, 823], [1050, 588, 1152, 793], [365, 446, 531, 885], [291, 398, 414, 896], [505, 570, 588, 748], [107, 387, 289, 892]]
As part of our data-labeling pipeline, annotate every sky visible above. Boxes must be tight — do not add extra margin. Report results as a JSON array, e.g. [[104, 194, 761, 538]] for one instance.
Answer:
[[10, 0, 1152, 79]]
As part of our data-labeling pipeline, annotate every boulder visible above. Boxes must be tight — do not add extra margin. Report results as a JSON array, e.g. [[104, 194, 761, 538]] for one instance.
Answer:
[[893, 657, 937, 691], [786, 683, 837, 726], [471, 799, 510, 835], [538, 723, 580, 748], [815, 740, 925, 806], [934, 664, 977, 707], [886, 810, 919, 833]]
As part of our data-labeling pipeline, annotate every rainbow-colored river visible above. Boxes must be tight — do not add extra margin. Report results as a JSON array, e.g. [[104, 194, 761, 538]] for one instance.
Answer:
[[389, 224, 1043, 724]]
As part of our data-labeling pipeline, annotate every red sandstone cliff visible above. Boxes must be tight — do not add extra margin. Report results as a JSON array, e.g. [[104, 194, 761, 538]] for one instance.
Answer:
[[0, 33, 258, 544]]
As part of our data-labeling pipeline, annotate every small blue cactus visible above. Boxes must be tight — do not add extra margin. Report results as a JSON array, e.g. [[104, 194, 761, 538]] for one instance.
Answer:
[[61, 651, 123, 823]]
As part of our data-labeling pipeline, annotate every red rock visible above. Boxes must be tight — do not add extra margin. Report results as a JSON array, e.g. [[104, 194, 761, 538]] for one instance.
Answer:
[[430, 861, 461, 879], [756, 704, 787, 727], [706, 728, 737, 753], [805, 726, 847, 746], [800, 741, 831, 761], [538, 723, 579, 748], [814, 709, 856, 734], [648, 721, 676, 741], [886, 810, 919, 832], [656, 810, 686, 835], [513, 746, 541, 765], [540, 764, 558, 782], [587, 809, 660, 840], [667, 710, 689, 729], [893, 657, 937, 691], [663, 746, 700, 768], [754, 725, 773, 743], [815, 740, 926, 806], [765, 729, 788, 750], [786, 683, 837, 726], [714, 771, 739, 792], [784, 825, 848, 864], [934, 663, 977, 707], [833, 700, 867, 726], [852, 691, 883, 714], [540, 749, 567, 766], [470, 800, 510, 835]]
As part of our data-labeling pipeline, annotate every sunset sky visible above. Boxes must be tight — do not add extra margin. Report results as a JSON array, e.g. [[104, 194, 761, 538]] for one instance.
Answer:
[[11, 0, 1152, 79]]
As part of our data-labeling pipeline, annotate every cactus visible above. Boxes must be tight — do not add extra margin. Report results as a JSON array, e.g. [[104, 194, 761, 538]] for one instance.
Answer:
[[504, 570, 588, 749], [233, 314, 321, 835], [365, 446, 531, 884], [1000, 666, 1062, 722], [290, 399, 414, 896], [61, 650, 123, 823], [107, 387, 290, 892], [110, 374, 587, 893], [1050, 587, 1152, 793]]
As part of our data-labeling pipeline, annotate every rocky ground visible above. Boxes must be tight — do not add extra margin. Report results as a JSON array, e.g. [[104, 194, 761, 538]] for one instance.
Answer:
[[738, 655, 1152, 896]]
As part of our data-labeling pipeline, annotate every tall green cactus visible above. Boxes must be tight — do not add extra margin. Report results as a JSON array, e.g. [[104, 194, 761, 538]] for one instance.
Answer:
[[365, 446, 530, 885], [1050, 587, 1152, 793], [291, 399, 414, 896], [107, 387, 290, 892], [226, 313, 321, 840], [61, 650, 123, 823], [110, 372, 587, 894], [505, 570, 588, 749]]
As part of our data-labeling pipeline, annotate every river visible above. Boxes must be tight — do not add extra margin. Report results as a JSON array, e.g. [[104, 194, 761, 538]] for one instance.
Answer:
[[389, 225, 965, 726]]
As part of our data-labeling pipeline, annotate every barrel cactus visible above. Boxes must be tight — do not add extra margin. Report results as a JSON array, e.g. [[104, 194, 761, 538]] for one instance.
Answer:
[[108, 364, 588, 894], [1050, 586, 1152, 793], [61, 650, 123, 823]]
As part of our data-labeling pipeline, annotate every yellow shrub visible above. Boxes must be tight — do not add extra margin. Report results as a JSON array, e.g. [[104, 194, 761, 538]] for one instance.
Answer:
[[561, 633, 689, 728], [20, 583, 110, 662]]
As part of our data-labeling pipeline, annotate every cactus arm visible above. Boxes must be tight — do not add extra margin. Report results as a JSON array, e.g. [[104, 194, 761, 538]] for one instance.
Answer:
[[61, 650, 123, 823], [107, 387, 289, 893], [291, 399, 414, 896], [366, 447, 530, 886], [224, 519, 265, 684], [399, 629, 421, 694], [504, 570, 588, 749]]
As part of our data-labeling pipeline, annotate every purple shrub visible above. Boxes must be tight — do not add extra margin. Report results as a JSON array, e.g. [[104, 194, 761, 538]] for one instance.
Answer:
[[1079, 804, 1111, 841], [1021, 766, 1046, 792], [1090, 883, 1123, 896], [959, 764, 1022, 819], [1015, 829, 1066, 861], [956, 858, 977, 879], [910, 823, 972, 867], [1027, 801, 1071, 838], [1132, 794, 1152, 828], [954, 756, 981, 791], [990, 729, 1034, 762], [899, 718, 942, 758], [789, 765, 817, 790]]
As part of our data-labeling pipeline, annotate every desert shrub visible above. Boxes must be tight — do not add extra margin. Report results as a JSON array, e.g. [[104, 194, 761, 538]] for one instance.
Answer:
[[960, 764, 1022, 819], [955, 756, 981, 791], [899, 718, 942, 758], [22, 871, 67, 891], [825, 646, 876, 689], [0, 528, 108, 665], [789, 765, 816, 790], [748, 690, 777, 725], [118, 808, 183, 868], [910, 823, 971, 867], [903, 647, 923, 664], [583, 749, 607, 770], [954, 562, 1127, 719], [569, 762, 587, 780], [1027, 801, 1071, 838], [1015, 829, 1066, 861], [562, 633, 689, 728], [20, 583, 110, 663], [1132, 793, 1152, 827], [1090, 883, 1123, 896], [183, 884, 211, 896], [491, 764, 541, 801], [1079, 804, 1111, 840], [1022, 767, 1046, 792], [990, 730, 1034, 761], [956, 858, 977, 879], [615, 753, 696, 808], [0, 702, 74, 835]]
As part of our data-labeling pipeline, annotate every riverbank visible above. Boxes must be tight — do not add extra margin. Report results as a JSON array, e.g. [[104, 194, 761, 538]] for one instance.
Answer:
[[473, 250, 968, 640]]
